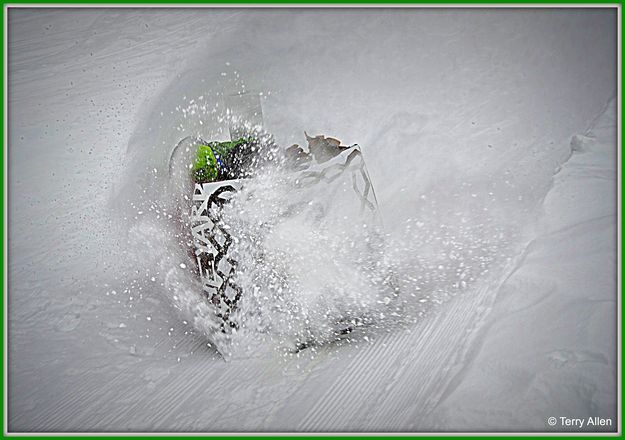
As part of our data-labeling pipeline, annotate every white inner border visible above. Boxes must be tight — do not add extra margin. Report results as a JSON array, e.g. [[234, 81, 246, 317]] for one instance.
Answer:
[[2, 3, 621, 437]]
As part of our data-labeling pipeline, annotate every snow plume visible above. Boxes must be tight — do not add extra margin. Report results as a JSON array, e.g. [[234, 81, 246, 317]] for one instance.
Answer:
[[115, 96, 399, 356], [212, 165, 400, 358], [386, 175, 531, 316], [113, 81, 549, 361]]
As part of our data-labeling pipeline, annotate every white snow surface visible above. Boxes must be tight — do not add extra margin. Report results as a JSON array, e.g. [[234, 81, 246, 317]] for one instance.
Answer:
[[7, 8, 618, 432]]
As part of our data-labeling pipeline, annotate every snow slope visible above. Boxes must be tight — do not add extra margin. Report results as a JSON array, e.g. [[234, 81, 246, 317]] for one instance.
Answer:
[[7, 8, 618, 432], [427, 98, 618, 432]]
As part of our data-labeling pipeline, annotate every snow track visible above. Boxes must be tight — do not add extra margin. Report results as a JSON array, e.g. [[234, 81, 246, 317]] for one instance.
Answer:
[[11, 276, 516, 432]]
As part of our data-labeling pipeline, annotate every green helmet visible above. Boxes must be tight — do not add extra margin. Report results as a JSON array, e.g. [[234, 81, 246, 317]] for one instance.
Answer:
[[192, 137, 256, 183], [192, 144, 219, 184]]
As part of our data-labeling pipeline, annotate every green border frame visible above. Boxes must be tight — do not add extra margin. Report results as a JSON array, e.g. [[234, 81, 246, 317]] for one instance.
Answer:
[[1, 2, 621, 438], [0, 1, 618, 3]]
